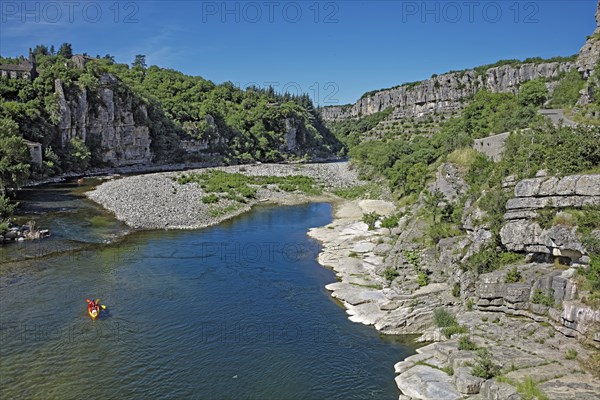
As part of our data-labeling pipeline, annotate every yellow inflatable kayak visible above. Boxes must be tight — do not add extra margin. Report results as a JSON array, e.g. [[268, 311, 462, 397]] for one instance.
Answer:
[[86, 298, 103, 320], [88, 307, 99, 319]]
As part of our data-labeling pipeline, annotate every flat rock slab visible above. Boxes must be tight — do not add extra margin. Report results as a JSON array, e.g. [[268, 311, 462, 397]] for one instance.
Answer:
[[330, 287, 385, 306], [358, 199, 396, 216], [346, 302, 384, 326], [350, 241, 375, 253], [395, 365, 462, 400], [540, 373, 600, 400]]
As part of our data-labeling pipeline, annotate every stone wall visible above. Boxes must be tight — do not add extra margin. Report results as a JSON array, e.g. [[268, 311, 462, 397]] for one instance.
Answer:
[[472, 132, 510, 162]]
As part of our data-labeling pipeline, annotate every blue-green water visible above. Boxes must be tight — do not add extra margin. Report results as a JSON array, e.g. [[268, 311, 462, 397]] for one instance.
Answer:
[[1, 184, 415, 399]]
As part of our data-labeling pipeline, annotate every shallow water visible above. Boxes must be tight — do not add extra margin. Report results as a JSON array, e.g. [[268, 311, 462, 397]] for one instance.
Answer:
[[1, 184, 415, 399]]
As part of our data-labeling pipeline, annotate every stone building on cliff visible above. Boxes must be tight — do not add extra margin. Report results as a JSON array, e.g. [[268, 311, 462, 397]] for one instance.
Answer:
[[0, 49, 38, 80]]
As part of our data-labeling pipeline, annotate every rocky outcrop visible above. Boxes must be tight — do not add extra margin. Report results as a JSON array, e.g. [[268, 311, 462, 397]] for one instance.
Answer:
[[500, 174, 600, 262], [56, 74, 152, 166], [472, 265, 600, 340], [576, 1, 600, 79], [321, 62, 575, 121]]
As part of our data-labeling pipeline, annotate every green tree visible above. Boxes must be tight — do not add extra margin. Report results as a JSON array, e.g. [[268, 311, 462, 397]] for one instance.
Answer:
[[424, 189, 445, 222], [550, 70, 586, 108], [58, 42, 73, 58], [381, 214, 399, 234], [33, 44, 50, 57], [0, 194, 18, 219], [68, 137, 91, 171], [132, 54, 147, 70], [519, 79, 548, 107], [0, 118, 30, 192]]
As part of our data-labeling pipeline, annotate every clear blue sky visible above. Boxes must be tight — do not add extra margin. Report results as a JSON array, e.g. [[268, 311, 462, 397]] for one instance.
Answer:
[[0, 1, 597, 105]]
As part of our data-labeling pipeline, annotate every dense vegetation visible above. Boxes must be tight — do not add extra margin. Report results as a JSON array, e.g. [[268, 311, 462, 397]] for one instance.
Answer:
[[326, 107, 392, 148], [0, 44, 340, 191]]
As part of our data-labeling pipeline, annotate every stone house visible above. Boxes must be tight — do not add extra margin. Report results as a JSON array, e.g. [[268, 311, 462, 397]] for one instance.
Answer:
[[0, 49, 38, 80]]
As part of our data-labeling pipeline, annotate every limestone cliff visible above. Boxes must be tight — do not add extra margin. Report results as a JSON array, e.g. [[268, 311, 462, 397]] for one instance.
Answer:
[[322, 2, 600, 122], [321, 62, 575, 121], [55, 74, 152, 166], [577, 0, 600, 79]]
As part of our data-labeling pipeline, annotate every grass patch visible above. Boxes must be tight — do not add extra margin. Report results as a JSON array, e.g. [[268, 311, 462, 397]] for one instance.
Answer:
[[332, 183, 382, 200], [466, 298, 474, 311], [447, 147, 481, 169], [176, 170, 322, 204], [516, 376, 549, 400], [208, 203, 242, 218], [350, 282, 383, 290], [433, 308, 468, 337], [565, 349, 578, 360], [458, 335, 478, 350], [201, 194, 220, 204]]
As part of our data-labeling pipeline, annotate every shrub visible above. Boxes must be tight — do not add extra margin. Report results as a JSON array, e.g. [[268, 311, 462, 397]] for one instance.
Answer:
[[201, 194, 219, 204], [403, 249, 421, 270], [383, 267, 399, 282], [362, 211, 380, 230], [458, 335, 478, 351], [417, 270, 429, 287], [0, 195, 18, 219], [499, 252, 525, 266], [434, 308, 458, 327], [505, 266, 522, 283], [442, 324, 468, 338], [452, 282, 461, 298], [471, 348, 500, 379], [536, 206, 557, 229], [531, 289, 554, 307], [381, 214, 399, 233], [466, 298, 474, 311]]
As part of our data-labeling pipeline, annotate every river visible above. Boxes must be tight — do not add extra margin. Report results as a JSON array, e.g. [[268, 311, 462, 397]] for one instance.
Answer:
[[0, 181, 415, 399]]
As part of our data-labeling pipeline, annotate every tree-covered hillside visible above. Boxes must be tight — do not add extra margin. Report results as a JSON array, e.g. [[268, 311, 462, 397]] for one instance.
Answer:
[[0, 45, 341, 192]]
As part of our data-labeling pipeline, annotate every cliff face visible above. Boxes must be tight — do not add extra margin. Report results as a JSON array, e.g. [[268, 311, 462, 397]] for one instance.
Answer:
[[322, 1, 600, 123], [55, 74, 152, 167], [577, 1, 600, 79], [320, 62, 575, 121]]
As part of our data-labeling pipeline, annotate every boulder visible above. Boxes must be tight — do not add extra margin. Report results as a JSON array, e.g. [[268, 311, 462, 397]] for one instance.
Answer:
[[453, 367, 483, 394], [477, 272, 506, 300], [504, 283, 531, 304], [395, 365, 462, 400], [480, 379, 520, 400]]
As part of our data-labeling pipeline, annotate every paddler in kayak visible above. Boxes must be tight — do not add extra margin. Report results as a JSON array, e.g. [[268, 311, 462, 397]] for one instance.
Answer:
[[86, 298, 104, 319]]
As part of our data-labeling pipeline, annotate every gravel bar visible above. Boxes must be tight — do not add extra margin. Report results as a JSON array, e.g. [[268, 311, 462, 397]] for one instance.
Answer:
[[86, 161, 362, 230]]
